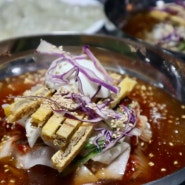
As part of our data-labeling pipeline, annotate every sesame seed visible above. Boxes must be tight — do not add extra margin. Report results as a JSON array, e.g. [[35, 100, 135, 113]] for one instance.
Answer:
[[9, 179, 15, 184], [161, 168, 166, 172], [169, 142, 174, 146], [19, 163, 24, 168], [174, 130, 179, 134], [148, 162, 155, 166], [181, 115, 185, 119], [140, 142, 145, 147], [173, 161, 178, 165], [149, 153, 154, 158], [4, 169, 9, 172], [148, 86, 152, 90], [179, 152, 183, 156], [3, 164, 8, 168], [141, 85, 147, 91]]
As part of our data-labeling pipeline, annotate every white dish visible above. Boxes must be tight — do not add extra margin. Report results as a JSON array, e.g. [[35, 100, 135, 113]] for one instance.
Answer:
[[0, 0, 105, 41]]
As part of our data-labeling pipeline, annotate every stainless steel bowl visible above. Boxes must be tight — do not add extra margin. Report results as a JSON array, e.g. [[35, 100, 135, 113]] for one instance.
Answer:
[[0, 34, 185, 185], [104, 0, 185, 60]]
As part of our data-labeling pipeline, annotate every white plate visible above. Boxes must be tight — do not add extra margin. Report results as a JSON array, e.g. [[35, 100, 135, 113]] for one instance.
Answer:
[[0, 0, 105, 41]]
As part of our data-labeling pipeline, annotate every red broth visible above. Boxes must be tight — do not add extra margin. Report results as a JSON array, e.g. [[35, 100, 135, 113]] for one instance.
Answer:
[[0, 70, 185, 185]]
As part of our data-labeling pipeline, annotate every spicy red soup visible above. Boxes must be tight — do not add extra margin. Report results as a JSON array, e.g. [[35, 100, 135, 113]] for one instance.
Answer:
[[0, 69, 185, 185]]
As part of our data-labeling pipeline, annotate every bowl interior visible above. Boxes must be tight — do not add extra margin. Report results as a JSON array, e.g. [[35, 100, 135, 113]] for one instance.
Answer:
[[0, 34, 185, 185]]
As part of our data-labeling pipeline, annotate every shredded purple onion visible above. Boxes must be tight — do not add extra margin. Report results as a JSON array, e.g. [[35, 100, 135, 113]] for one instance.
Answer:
[[157, 26, 183, 46], [66, 56, 119, 94], [161, 7, 178, 15], [82, 45, 113, 84], [45, 47, 120, 95], [175, 0, 185, 9], [92, 104, 137, 151]]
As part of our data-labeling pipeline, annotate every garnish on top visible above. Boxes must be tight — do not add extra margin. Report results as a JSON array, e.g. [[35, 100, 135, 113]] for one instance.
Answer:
[[2, 40, 152, 180]]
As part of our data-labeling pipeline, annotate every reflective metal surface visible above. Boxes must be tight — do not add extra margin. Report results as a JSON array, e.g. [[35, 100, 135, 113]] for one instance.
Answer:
[[0, 34, 185, 184]]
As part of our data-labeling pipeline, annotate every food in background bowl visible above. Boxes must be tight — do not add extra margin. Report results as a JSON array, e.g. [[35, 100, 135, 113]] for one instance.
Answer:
[[122, 1, 185, 53], [0, 35, 185, 185]]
